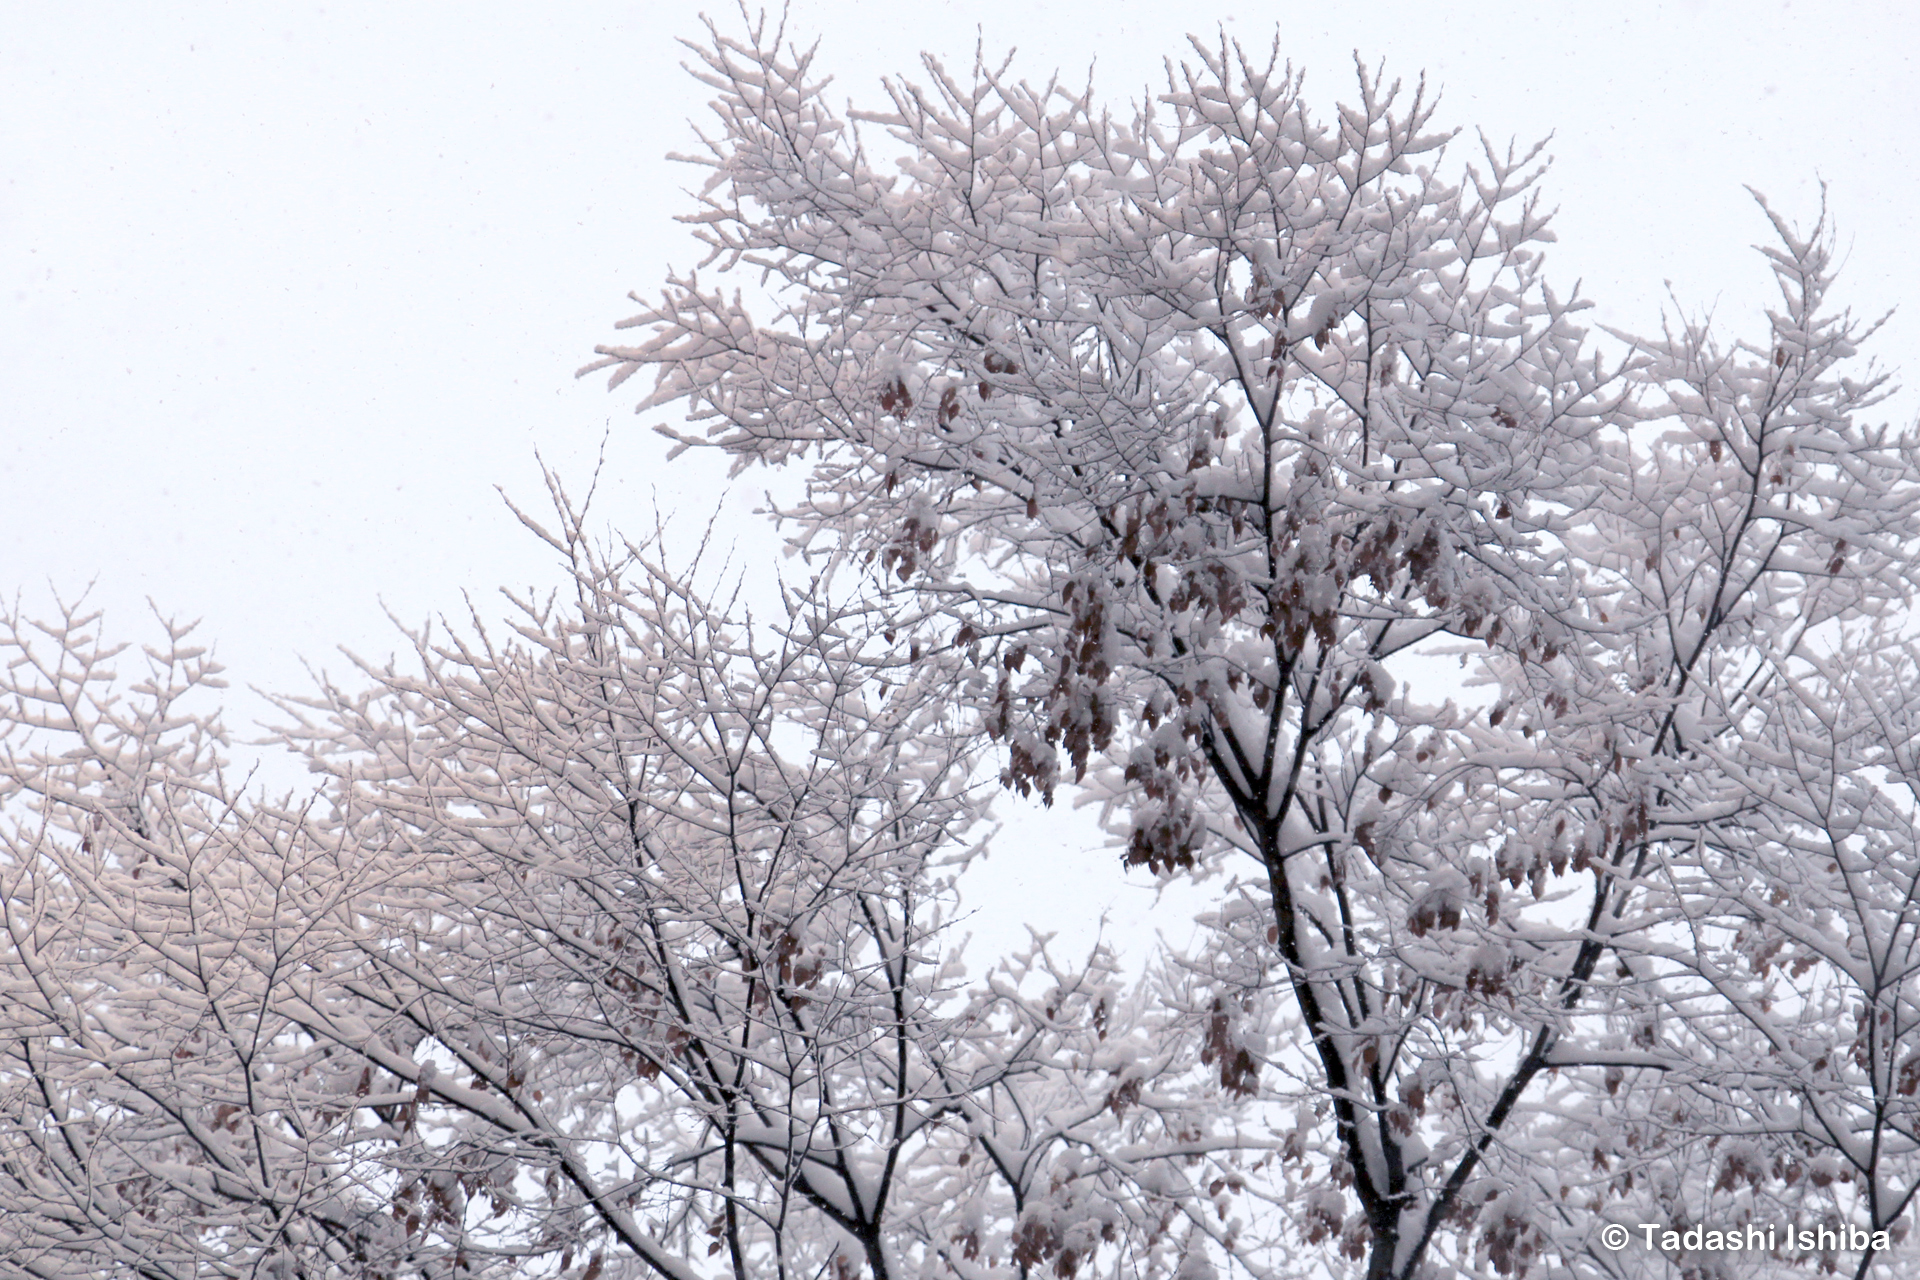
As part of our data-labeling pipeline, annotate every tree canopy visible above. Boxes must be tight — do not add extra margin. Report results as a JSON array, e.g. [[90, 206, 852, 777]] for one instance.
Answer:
[[6, 18, 1920, 1280]]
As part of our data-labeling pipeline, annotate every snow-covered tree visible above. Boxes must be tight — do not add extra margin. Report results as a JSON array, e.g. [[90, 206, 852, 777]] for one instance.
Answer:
[[268, 494, 1294, 1280], [9, 18, 1920, 1280], [0, 492, 1292, 1280], [586, 19, 1920, 1278], [0, 604, 399, 1275]]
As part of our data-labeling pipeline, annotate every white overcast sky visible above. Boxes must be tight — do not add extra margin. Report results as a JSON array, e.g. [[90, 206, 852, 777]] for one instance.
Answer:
[[4, 1, 1916, 947]]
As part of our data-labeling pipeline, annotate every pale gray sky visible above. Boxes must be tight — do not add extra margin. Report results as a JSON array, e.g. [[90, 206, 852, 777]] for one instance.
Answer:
[[5, 1, 1914, 949]]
